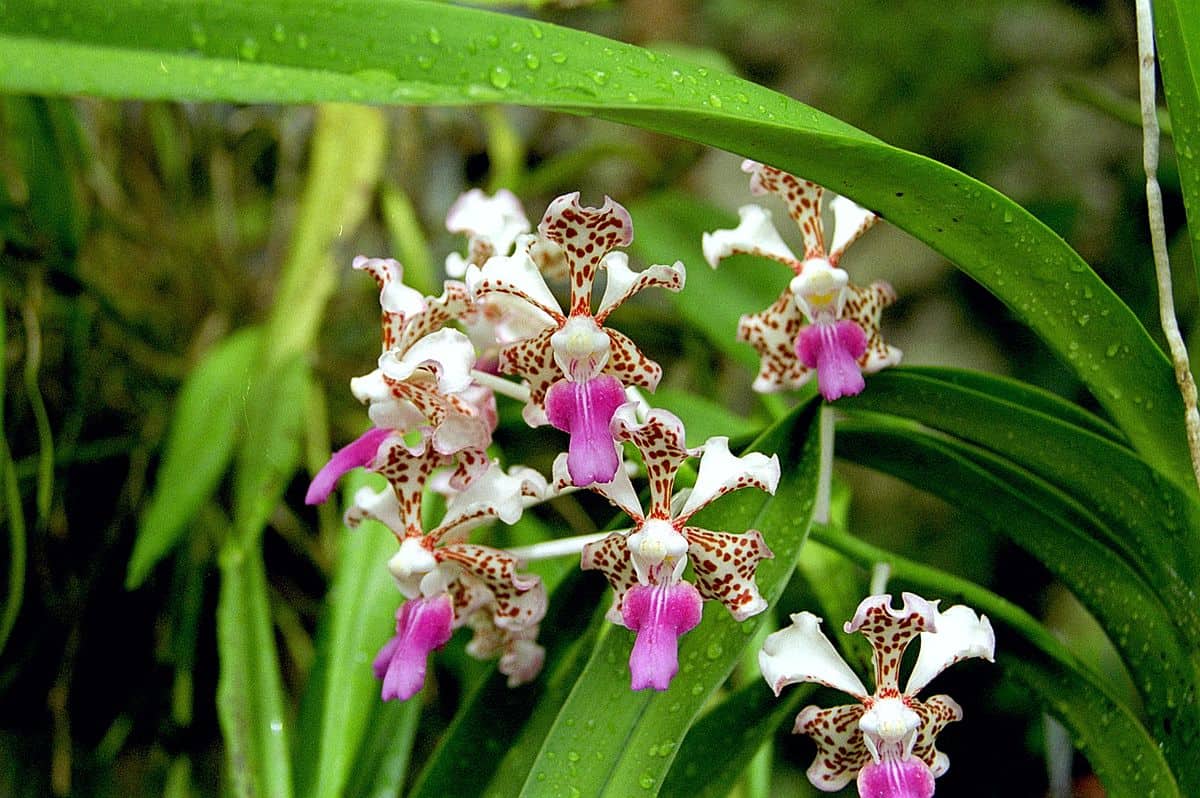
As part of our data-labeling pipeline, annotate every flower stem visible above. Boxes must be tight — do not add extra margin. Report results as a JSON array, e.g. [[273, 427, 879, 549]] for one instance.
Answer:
[[1135, 0, 1200, 493], [471, 369, 532, 403], [507, 531, 612, 562]]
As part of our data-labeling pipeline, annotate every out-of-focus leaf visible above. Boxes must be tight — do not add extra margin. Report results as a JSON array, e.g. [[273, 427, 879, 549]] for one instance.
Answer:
[[0, 284, 26, 657], [216, 544, 293, 798], [294, 472, 405, 798], [264, 104, 386, 367], [1154, 0, 1200, 284], [343, 697, 421, 798], [231, 353, 309, 545], [629, 194, 777, 371], [837, 420, 1200, 793], [510, 400, 821, 798], [127, 327, 261, 588], [1, 96, 84, 258], [0, 2, 1189, 485], [810, 526, 1181, 798]]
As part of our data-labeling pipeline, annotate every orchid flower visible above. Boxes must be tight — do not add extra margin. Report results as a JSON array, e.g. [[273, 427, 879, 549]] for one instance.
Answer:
[[305, 256, 493, 505], [347, 430, 551, 700], [466, 193, 686, 487], [576, 404, 779, 691], [759, 593, 995, 797], [703, 160, 901, 400]]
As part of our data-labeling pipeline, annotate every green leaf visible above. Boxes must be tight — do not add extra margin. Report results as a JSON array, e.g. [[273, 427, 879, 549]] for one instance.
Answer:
[[1154, 0, 1200, 284], [343, 698, 422, 798], [659, 681, 814, 798], [840, 367, 1200, 642], [836, 420, 1200, 793], [809, 526, 1181, 798], [0, 283, 27, 658], [127, 327, 262, 588], [0, 1, 1188, 484], [217, 543, 293, 798], [294, 473, 405, 798], [513, 400, 822, 798]]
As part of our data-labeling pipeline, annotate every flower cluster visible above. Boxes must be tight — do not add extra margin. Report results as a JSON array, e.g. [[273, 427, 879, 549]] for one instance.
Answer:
[[305, 162, 992, 798]]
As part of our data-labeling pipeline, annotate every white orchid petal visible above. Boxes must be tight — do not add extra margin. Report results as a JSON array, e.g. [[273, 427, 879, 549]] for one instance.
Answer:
[[702, 205, 797, 267], [677, 437, 780, 520], [446, 188, 531, 256], [826, 195, 877, 264], [344, 484, 405, 533], [759, 612, 869, 699], [445, 252, 469, 279], [555, 450, 643, 520], [379, 328, 476, 395], [595, 251, 686, 321], [466, 240, 563, 320], [436, 461, 549, 537], [905, 605, 996, 695]]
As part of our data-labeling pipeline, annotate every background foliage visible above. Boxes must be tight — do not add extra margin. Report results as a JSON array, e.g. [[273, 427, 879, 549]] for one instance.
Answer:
[[1, 1, 1198, 796]]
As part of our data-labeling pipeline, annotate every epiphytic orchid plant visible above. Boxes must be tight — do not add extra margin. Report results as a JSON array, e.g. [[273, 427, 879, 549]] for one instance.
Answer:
[[11, 2, 1200, 798]]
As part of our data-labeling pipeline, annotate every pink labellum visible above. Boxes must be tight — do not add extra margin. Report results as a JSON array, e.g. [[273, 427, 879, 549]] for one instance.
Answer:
[[305, 426, 392, 505], [796, 319, 868, 401], [622, 582, 703, 691], [373, 594, 455, 702], [856, 756, 937, 798], [545, 374, 626, 486]]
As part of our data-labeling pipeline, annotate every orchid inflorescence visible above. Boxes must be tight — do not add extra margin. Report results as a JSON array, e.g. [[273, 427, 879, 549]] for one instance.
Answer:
[[305, 163, 990, 797]]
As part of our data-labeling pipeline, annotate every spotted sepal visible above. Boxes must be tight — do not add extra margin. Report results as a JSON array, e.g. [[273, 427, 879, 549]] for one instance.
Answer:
[[911, 694, 963, 777], [741, 161, 826, 259], [603, 326, 664, 392], [793, 702, 871, 791], [371, 433, 452, 538], [537, 192, 635, 317], [497, 326, 559, 422], [845, 593, 937, 696], [683, 527, 773, 621], [737, 291, 812, 393], [842, 281, 902, 374], [353, 256, 472, 352], [610, 405, 696, 518]]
